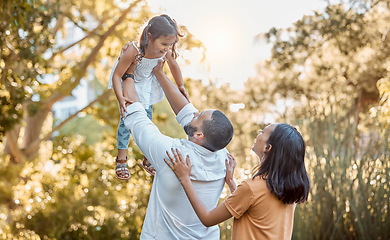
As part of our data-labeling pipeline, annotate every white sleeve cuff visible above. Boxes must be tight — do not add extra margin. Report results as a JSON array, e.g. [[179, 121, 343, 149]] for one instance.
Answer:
[[124, 102, 146, 118], [176, 103, 198, 127]]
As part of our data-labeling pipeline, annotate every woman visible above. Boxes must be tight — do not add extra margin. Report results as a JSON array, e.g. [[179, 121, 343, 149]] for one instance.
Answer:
[[165, 123, 310, 239]]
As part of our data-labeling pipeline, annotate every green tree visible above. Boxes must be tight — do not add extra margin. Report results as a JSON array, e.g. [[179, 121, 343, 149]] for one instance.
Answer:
[[246, 0, 390, 239], [1, 0, 203, 161], [1, 0, 147, 161], [255, 0, 390, 118], [0, 0, 205, 238]]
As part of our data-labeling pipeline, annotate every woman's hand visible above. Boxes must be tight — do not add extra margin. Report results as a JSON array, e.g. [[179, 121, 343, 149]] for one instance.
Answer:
[[164, 148, 191, 183], [164, 148, 233, 227], [225, 153, 237, 193]]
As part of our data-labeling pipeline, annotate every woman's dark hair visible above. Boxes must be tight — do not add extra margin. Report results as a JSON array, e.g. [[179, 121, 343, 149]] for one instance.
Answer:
[[253, 123, 310, 204], [138, 14, 183, 60]]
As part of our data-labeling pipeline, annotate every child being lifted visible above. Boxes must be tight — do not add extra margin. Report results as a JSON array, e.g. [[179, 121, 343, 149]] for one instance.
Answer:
[[109, 14, 189, 180]]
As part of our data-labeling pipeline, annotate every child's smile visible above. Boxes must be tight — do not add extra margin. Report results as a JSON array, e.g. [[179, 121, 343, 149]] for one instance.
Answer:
[[147, 35, 177, 58]]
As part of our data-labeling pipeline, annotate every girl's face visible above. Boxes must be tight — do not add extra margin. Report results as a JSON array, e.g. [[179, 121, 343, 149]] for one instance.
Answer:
[[252, 124, 277, 162], [148, 34, 177, 57]]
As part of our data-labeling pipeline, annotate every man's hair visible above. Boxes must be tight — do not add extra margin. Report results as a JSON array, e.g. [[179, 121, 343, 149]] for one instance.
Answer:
[[201, 110, 233, 152]]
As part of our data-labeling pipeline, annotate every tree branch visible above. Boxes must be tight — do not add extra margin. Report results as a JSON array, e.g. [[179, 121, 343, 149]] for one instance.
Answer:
[[52, 14, 64, 37], [49, 16, 106, 60], [21, 0, 143, 158], [66, 13, 91, 33], [79, 0, 142, 71], [50, 90, 111, 136], [23, 89, 111, 156], [48, 0, 142, 105], [5, 130, 26, 163]]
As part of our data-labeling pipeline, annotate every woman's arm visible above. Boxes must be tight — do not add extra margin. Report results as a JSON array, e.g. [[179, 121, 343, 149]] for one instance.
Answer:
[[164, 149, 233, 227], [166, 53, 189, 101]]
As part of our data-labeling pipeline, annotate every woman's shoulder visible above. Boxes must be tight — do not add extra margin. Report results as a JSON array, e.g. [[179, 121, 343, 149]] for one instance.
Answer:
[[242, 177, 268, 192]]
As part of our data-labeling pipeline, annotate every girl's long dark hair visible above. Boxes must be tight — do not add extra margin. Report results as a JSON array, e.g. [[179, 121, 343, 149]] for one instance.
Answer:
[[253, 123, 310, 204], [138, 14, 183, 60]]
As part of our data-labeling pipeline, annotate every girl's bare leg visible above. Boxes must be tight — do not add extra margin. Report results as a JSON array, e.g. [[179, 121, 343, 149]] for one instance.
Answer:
[[117, 149, 127, 160]]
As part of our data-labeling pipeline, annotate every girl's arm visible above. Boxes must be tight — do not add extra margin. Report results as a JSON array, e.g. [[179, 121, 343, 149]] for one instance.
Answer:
[[166, 52, 189, 101], [112, 45, 138, 117], [164, 149, 233, 227]]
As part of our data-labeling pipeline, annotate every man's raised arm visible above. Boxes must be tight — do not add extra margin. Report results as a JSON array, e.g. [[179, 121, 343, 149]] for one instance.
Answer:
[[153, 60, 189, 115]]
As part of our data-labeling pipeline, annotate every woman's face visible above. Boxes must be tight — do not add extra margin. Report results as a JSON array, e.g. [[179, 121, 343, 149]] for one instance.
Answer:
[[252, 124, 277, 162]]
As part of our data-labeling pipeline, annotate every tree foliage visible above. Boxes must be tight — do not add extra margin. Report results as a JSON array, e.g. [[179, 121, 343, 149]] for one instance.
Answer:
[[247, 0, 390, 239], [0, 0, 207, 238], [0, 0, 57, 140], [261, 0, 390, 114], [1, 0, 390, 239]]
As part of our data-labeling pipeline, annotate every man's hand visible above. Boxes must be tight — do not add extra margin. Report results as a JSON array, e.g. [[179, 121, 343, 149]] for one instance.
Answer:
[[118, 41, 131, 60], [119, 96, 134, 118], [153, 59, 165, 76]]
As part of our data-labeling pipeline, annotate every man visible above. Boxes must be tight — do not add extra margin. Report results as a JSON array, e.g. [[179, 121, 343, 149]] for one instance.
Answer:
[[121, 58, 234, 239]]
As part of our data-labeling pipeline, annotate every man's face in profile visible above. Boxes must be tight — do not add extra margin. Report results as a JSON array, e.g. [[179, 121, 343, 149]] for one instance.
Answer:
[[184, 110, 214, 138]]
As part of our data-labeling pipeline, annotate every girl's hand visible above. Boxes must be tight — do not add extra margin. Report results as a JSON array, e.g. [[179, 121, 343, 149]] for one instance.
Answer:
[[119, 96, 133, 118], [178, 85, 190, 102], [225, 153, 237, 192], [164, 148, 191, 183]]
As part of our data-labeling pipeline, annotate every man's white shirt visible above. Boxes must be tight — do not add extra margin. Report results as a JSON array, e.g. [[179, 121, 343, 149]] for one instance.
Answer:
[[124, 102, 228, 240]]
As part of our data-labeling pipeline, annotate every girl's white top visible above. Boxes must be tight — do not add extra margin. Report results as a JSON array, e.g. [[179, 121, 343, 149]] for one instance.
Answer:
[[108, 42, 165, 108]]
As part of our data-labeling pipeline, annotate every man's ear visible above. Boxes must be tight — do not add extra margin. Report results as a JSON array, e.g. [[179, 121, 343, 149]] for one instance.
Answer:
[[194, 131, 204, 140]]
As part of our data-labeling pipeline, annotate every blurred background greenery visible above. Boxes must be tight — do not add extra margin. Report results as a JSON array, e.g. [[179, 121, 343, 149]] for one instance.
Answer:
[[0, 0, 389, 239]]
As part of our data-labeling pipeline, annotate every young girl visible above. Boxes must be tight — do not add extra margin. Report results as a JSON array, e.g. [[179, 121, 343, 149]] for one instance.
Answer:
[[165, 123, 310, 239], [109, 14, 188, 180]]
